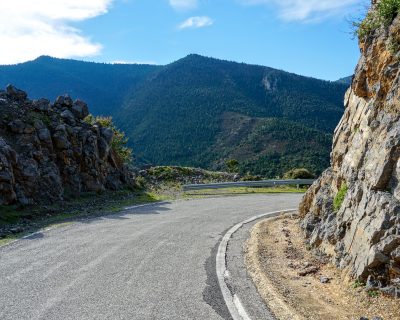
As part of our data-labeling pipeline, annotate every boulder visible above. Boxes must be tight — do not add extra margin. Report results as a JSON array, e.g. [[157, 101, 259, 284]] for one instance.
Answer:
[[37, 128, 51, 142], [54, 95, 73, 108], [6, 85, 27, 101], [101, 127, 114, 144], [60, 109, 76, 125], [8, 120, 25, 134], [71, 100, 89, 119], [32, 98, 51, 112]]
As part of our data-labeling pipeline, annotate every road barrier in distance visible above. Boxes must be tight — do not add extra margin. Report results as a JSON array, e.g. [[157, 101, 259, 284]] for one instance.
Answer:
[[182, 179, 315, 191]]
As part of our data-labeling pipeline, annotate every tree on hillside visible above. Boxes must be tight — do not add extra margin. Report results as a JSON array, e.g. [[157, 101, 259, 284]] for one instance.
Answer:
[[225, 159, 239, 173]]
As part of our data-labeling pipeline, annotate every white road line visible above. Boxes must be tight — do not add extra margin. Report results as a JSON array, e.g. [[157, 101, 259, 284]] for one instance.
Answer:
[[216, 209, 297, 320], [123, 201, 170, 211]]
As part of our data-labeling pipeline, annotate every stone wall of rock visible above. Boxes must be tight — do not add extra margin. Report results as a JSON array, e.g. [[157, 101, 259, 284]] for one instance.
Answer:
[[0, 85, 134, 205], [299, 3, 400, 296]]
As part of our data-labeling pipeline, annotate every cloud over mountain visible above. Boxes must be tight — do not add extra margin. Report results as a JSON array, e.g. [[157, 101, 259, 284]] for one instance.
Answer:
[[0, 0, 113, 64]]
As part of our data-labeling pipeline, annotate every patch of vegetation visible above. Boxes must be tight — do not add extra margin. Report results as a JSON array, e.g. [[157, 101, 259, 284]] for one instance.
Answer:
[[148, 166, 181, 181], [352, 279, 366, 289], [334, 183, 348, 212], [84, 115, 132, 164], [0, 205, 27, 224], [283, 168, 315, 179], [387, 35, 400, 56], [135, 176, 147, 189], [355, 0, 400, 41], [225, 159, 239, 173], [146, 166, 232, 183], [241, 174, 263, 181], [27, 111, 51, 127], [368, 290, 381, 298]]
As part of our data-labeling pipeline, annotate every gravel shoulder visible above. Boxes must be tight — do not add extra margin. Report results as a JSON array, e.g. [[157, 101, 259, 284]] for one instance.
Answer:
[[246, 215, 400, 320]]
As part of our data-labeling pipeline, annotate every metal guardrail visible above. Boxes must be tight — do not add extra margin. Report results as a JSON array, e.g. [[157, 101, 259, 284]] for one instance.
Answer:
[[182, 179, 315, 191]]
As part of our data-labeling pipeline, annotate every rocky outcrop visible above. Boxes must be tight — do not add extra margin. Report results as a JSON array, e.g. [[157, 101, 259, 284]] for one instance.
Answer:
[[299, 2, 400, 297], [0, 85, 134, 205]]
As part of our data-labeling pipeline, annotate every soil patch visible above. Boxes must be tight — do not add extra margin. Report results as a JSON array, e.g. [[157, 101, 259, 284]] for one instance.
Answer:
[[245, 215, 400, 320]]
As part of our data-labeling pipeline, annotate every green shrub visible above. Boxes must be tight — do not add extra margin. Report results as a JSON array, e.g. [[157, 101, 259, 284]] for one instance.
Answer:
[[355, 0, 400, 41], [84, 115, 133, 164], [241, 174, 262, 181], [352, 279, 365, 289], [225, 159, 239, 173], [134, 176, 147, 189], [388, 35, 400, 54], [367, 290, 380, 298], [283, 168, 314, 180], [377, 0, 400, 24], [333, 183, 348, 212]]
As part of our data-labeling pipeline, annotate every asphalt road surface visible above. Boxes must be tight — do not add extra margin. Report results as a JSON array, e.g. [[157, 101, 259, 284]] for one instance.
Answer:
[[0, 194, 302, 320]]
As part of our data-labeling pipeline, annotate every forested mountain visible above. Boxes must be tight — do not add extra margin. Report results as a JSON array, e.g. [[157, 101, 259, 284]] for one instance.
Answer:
[[335, 75, 353, 86], [116, 54, 347, 176], [0, 56, 160, 115], [0, 54, 348, 177]]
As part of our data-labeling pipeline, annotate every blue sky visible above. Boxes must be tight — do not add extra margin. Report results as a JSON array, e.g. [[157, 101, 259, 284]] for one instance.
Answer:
[[1, 0, 369, 80]]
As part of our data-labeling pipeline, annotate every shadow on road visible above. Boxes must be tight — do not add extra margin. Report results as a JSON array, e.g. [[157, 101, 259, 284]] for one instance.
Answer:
[[79, 201, 173, 225]]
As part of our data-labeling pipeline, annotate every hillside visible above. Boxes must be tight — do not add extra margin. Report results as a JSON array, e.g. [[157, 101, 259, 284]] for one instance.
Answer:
[[116, 54, 347, 176], [335, 75, 353, 85], [0, 56, 160, 115], [0, 55, 348, 177]]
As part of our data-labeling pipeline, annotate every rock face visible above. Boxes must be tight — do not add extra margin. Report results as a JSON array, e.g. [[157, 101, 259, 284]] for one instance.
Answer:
[[0, 85, 133, 205], [299, 4, 400, 296]]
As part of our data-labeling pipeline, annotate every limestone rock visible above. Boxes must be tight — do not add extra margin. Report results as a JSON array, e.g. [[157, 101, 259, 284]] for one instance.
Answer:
[[299, 3, 400, 296]]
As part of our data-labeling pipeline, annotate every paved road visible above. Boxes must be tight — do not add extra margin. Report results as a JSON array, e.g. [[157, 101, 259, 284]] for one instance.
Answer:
[[0, 194, 302, 320]]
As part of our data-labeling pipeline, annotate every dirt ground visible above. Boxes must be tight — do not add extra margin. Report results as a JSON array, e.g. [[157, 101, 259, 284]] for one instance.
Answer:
[[245, 214, 400, 320]]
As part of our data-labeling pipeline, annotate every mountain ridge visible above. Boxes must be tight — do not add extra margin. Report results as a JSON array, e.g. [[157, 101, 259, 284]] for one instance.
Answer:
[[0, 54, 349, 177]]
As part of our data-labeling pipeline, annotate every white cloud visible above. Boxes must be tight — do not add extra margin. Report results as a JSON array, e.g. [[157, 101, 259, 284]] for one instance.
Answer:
[[178, 16, 214, 29], [169, 0, 198, 11], [0, 0, 113, 65], [240, 0, 360, 21]]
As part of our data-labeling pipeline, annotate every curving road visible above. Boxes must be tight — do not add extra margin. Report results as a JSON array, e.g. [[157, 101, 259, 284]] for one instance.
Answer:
[[0, 194, 302, 320]]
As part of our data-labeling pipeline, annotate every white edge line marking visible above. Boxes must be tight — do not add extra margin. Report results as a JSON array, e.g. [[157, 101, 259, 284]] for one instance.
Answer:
[[216, 209, 297, 320], [122, 201, 170, 211]]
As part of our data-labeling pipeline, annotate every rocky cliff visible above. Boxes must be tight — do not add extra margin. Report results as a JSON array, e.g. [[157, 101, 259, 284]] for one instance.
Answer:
[[300, 1, 400, 297], [0, 86, 133, 206]]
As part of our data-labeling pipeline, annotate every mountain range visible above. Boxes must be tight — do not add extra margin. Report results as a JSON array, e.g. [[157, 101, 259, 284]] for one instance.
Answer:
[[0, 54, 350, 177]]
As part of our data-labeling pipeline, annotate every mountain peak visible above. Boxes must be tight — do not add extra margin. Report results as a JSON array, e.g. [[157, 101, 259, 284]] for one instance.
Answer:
[[33, 55, 56, 62]]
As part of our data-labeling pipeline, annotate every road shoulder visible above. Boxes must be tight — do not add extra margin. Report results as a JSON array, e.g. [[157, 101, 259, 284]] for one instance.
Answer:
[[245, 215, 400, 320], [220, 210, 296, 320]]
